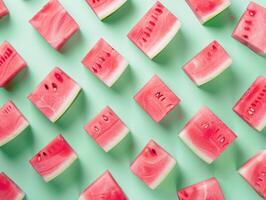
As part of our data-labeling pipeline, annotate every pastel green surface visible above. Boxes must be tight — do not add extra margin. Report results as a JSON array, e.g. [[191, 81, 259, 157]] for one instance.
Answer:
[[0, 0, 265, 199]]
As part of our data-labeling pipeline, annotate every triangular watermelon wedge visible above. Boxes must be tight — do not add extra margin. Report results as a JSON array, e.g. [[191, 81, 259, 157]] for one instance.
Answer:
[[0, 0, 8, 18]]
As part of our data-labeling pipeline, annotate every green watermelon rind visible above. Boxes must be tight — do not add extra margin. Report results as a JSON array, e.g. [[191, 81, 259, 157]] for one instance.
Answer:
[[14, 191, 26, 200]]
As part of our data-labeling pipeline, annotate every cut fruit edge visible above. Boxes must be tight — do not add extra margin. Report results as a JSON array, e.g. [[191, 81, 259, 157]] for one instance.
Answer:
[[96, 0, 127, 20], [15, 191, 26, 200]]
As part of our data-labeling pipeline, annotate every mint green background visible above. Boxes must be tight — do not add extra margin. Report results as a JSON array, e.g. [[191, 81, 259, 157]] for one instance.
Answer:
[[0, 0, 265, 199]]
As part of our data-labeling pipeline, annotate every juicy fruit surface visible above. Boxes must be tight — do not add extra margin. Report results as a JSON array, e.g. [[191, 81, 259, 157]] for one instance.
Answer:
[[29, 0, 79, 50], [30, 135, 77, 182], [0, 0, 8, 18], [134, 75, 180, 122], [179, 107, 237, 163], [28, 67, 81, 122], [0, 101, 29, 147], [232, 2, 266, 55], [0, 172, 25, 200], [239, 150, 266, 199], [128, 1, 180, 59], [0, 41, 27, 87], [79, 171, 128, 200], [84, 106, 129, 152], [82, 38, 128, 87], [130, 140, 176, 189], [233, 76, 266, 131], [183, 40, 232, 86], [177, 178, 224, 200]]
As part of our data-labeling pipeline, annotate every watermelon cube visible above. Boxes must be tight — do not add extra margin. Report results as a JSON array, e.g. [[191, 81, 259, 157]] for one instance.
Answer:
[[186, 0, 231, 24], [232, 2, 266, 56], [127, 1, 181, 59], [238, 150, 266, 199], [30, 135, 78, 182], [85, 0, 127, 20], [29, 0, 79, 51], [82, 38, 129, 87], [134, 75, 180, 123], [0, 41, 27, 87], [130, 140, 176, 189], [84, 106, 129, 152], [79, 171, 128, 200], [0, 172, 25, 200], [0, 0, 8, 18], [177, 177, 225, 199], [0, 101, 29, 147], [28, 67, 81, 123], [179, 107, 237, 164], [233, 76, 266, 132]]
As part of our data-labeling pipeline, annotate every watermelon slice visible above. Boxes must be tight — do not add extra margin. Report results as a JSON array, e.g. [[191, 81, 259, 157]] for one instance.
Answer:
[[134, 75, 181, 123], [85, 0, 127, 20], [238, 150, 266, 199], [30, 135, 77, 182], [84, 106, 129, 152], [0, 101, 29, 147], [79, 171, 128, 200], [177, 177, 225, 200], [0, 41, 27, 87], [232, 2, 266, 55], [179, 107, 237, 164], [29, 0, 79, 51], [28, 67, 81, 123], [127, 1, 181, 59], [186, 0, 231, 24], [0, 172, 25, 200], [233, 76, 266, 132], [0, 0, 8, 18], [82, 38, 128, 87], [183, 40, 232, 86], [130, 140, 176, 189]]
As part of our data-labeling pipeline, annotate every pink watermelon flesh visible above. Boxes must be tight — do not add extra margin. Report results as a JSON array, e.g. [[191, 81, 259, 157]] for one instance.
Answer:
[[186, 0, 231, 24], [239, 150, 266, 199], [85, 0, 127, 20], [232, 2, 266, 55], [134, 75, 180, 123], [84, 106, 129, 152], [183, 40, 232, 86], [0, 41, 27, 87], [82, 38, 128, 87], [0, 0, 8, 18], [127, 1, 181, 59], [29, 0, 79, 51], [177, 177, 224, 200], [233, 76, 266, 132], [179, 107, 237, 164], [28, 67, 81, 123], [79, 171, 128, 200], [30, 135, 77, 182], [0, 101, 29, 147], [130, 140, 176, 189], [0, 172, 25, 200]]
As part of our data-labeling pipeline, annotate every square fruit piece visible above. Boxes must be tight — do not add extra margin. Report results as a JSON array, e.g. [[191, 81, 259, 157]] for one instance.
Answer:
[[0, 41, 27, 87], [239, 150, 266, 199], [127, 1, 181, 59], [0, 101, 29, 147], [85, 0, 127, 20], [177, 177, 225, 199], [84, 106, 129, 152], [30, 135, 77, 182], [130, 140, 176, 189], [28, 67, 81, 123], [134, 75, 180, 123], [79, 171, 128, 200], [82, 38, 128, 87], [179, 107, 237, 164], [183, 40, 232, 86], [0, 172, 25, 200], [0, 0, 8, 18], [29, 0, 79, 51], [186, 0, 231, 24], [232, 2, 266, 56], [233, 76, 266, 132]]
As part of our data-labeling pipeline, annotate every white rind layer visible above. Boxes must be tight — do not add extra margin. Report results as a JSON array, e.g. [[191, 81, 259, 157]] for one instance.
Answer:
[[147, 20, 181, 59], [255, 114, 266, 132], [15, 191, 26, 200], [97, 0, 127, 20]]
